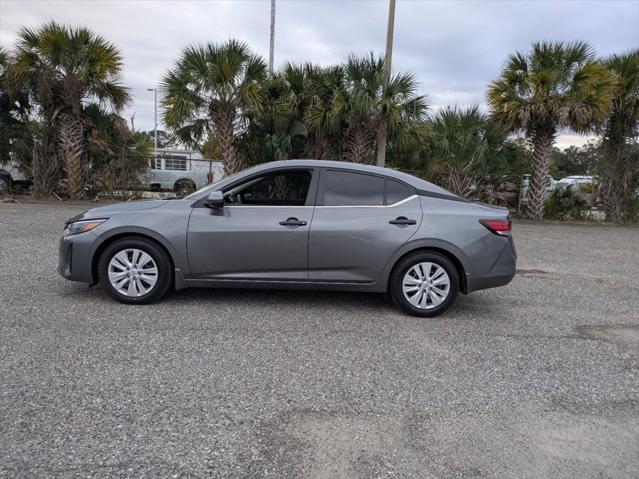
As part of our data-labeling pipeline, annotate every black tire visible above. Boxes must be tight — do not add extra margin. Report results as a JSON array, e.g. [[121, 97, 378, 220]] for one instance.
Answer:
[[98, 237, 172, 304], [0, 175, 10, 193], [390, 251, 459, 317]]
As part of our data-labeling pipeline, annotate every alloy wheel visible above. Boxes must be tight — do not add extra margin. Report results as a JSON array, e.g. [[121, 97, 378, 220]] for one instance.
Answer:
[[108, 248, 158, 297], [402, 262, 451, 310]]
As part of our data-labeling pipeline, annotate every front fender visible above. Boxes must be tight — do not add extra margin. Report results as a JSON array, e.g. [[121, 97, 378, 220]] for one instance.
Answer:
[[93, 226, 180, 263], [88, 221, 190, 284]]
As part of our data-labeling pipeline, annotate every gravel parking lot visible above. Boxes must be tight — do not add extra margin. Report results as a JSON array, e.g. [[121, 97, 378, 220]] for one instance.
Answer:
[[1, 201, 638, 478]]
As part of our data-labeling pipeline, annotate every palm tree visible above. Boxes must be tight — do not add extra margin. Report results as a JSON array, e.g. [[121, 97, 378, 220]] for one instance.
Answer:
[[274, 62, 318, 123], [340, 55, 385, 163], [382, 71, 429, 163], [487, 41, 615, 219], [0, 47, 31, 168], [306, 55, 427, 164], [162, 39, 267, 175], [0, 47, 13, 165], [258, 62, 314, 161], [598, 49, 639, 223], [343, 55, 427, 164], [304, 64, 346, 159], [428, 106, 511, 197], [11, 22, 130, 198]]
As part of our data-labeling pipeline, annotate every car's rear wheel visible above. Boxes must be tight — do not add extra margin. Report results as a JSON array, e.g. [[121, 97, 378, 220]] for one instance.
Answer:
[[0, 175, 9, 193], [98, 238, 172, 304], [390, 251, 459, 317]]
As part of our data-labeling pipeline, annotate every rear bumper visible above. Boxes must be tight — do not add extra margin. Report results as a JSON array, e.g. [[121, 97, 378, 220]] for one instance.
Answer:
[[468, 236, 517, 293], [58, 234, 96, 283], [468, 272, 515, 292]]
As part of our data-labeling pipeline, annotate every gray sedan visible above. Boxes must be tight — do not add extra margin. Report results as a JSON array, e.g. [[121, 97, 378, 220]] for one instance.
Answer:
[[58, 160, 516, 317]]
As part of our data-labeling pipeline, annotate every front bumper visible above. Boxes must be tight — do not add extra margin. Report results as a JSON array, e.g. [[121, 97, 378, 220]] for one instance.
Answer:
[[58, 233, 97, 283]]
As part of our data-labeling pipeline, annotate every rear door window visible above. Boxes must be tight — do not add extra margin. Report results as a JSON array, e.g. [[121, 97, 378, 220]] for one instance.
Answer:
[[323, 170, 385, 206]]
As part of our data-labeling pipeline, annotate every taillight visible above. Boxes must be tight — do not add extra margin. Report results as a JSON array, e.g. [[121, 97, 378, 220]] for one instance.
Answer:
[[480, 218, 511, 236]]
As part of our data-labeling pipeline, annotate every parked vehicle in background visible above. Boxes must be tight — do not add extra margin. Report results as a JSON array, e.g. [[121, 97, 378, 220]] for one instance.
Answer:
[[137, 147, 224, 194], [0, 162, 31, 193], [556, 175, 595, 189], [58, 160, 517, 317]]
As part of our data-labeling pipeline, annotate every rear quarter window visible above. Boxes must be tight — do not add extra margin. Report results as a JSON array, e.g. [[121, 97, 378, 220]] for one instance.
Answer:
[[386, 179, 412, 205]]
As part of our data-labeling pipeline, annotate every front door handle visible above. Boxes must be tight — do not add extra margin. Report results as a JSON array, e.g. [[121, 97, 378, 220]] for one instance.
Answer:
[[279, 217, 307, 228], [389, 216, 417, 227]]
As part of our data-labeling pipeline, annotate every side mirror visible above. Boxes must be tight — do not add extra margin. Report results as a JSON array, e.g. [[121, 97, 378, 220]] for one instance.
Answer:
[[206, 191, 225, 208]]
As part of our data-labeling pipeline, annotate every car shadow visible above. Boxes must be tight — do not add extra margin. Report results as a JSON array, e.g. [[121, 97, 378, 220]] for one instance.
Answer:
[[167, 286, 394, 309], [59, 279, 486, 318]]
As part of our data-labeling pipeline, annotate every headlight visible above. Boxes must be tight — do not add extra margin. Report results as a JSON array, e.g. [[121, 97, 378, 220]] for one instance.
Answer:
[[63, 219, 107, 237]]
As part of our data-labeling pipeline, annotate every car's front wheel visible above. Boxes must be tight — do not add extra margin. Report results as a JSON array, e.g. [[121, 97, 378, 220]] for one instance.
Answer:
[[390, 251, 459, 317], [98, 238, 172, 304]]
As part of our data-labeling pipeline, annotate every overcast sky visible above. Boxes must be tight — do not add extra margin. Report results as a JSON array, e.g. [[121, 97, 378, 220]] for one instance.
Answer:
[[1, 0, 638, 149]]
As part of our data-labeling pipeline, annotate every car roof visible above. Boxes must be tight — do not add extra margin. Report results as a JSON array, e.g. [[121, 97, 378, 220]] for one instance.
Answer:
[[246, 159, 454, 195]]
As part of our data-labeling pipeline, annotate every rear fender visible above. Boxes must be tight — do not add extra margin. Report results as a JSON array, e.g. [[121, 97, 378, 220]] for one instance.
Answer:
[[376, 238, 472, 293]]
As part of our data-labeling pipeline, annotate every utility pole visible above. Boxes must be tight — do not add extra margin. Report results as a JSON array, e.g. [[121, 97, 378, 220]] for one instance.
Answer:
[[269, 0, 276, 76], [376, 0, 396, 167], [147, 88, 158, 164]]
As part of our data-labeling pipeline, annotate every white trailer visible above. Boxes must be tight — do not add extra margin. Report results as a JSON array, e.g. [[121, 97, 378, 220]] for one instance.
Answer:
[[137, 148, 224, 194]]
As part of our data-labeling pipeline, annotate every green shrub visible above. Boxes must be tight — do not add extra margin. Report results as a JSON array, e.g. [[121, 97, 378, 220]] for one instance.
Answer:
[[544, 186, 589, 220]]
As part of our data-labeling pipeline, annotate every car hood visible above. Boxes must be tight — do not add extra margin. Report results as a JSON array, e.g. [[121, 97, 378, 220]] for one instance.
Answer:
[[66, 199, 169, 222]]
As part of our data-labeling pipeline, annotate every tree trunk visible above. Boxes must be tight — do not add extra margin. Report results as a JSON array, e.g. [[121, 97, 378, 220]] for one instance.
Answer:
[[304, 134, 330, 160], [342, 126, 375, 164], [600, 126, 636, 223], [599, 140, 623, 222], [375, 122, 387, 167], [58, 113, 85, 199], [528, 129, 555, 220], [213, 113, 241, 175], [32, 124, 61, 197], [31, 144, 46, 198]]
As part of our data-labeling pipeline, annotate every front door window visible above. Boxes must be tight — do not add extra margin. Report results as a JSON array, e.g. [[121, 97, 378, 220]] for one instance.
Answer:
[[225, 170, 312, 206]]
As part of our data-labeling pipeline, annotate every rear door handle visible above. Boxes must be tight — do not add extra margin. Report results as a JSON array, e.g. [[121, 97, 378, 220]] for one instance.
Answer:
[[279, 217, 307, 228], [389, 216, 417, 227]]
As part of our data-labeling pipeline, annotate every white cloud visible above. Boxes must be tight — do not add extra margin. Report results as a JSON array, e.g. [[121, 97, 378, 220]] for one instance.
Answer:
[[555, 134, 599, 150]]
